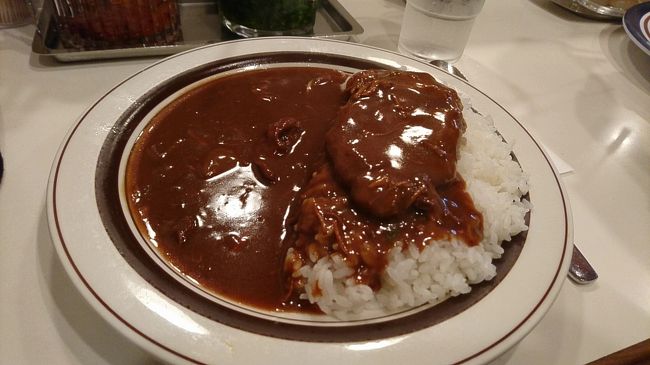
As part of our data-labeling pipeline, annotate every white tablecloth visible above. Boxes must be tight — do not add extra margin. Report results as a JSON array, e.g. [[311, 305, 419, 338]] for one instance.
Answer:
[[1, 0, 648, 363]]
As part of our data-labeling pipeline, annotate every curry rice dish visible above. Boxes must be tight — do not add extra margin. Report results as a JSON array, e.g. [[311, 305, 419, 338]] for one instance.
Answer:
[[125, 67, 530, 319]]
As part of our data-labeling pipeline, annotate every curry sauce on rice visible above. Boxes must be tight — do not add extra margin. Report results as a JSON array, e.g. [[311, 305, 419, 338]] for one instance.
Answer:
[[125, 67, 530, 318]]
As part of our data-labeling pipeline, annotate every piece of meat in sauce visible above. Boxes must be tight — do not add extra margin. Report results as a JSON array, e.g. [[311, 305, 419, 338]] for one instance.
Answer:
[[288, 70, 484, 293], [287, 163, 389, 291], [326, 70, 467, 219]]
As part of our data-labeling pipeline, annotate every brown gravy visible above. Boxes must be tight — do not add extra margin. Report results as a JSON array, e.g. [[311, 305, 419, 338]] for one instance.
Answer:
[[126, 67, 482, 312]]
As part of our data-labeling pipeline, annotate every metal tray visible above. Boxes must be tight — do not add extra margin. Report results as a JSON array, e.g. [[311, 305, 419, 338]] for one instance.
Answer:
[[550, 0, 628, 20], [31, 0, 364, 62]]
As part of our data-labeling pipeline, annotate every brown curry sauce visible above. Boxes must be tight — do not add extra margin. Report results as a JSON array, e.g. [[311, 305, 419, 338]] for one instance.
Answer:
[[125, 67, 482, 312]]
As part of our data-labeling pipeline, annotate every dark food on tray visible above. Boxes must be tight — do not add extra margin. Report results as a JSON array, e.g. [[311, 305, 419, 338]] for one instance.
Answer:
[[53, 0, 181, 50]]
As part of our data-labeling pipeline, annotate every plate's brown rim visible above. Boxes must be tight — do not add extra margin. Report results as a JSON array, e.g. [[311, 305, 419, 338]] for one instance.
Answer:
[[50, 39, 569, 365]]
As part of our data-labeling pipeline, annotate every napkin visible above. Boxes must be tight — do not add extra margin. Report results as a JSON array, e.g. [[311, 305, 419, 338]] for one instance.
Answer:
[[541, 143, 574, 175]]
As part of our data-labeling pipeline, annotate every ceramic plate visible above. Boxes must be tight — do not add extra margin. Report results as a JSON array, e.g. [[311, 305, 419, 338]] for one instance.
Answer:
[[47, 38, 572, 365], [623, 2, 650, 55]]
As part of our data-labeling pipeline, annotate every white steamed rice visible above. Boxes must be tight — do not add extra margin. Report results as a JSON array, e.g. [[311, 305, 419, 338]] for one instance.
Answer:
[[293, 97, 531, 319]]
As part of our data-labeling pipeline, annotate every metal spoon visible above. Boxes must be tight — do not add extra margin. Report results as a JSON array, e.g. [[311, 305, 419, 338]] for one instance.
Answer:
[[429, 60, 468, 83], [568, 245, 598, 284], [428, 59, 599, 285]]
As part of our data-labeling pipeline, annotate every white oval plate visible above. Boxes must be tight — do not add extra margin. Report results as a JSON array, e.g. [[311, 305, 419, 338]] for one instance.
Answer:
[[47, 37, 572, 365]]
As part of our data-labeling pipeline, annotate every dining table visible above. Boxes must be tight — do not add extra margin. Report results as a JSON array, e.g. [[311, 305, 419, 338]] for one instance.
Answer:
[[1, 0, 649, 364]]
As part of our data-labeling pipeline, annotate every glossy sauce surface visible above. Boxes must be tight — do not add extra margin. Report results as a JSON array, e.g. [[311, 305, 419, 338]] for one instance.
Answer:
[[288, 70, 482, 292], [126, 67, 483, 312], [328, 70, 467, 218]]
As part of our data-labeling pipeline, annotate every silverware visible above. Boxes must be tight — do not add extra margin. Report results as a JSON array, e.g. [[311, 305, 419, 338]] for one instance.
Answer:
[[429, 59, 599, 285], [429, 60, 468, 82], [568, 244, 598, 284]]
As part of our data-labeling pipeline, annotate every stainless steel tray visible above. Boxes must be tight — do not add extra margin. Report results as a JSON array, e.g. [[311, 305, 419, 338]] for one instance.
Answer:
[[32, 0, 364, 62], [550, 0, 625, 20]]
